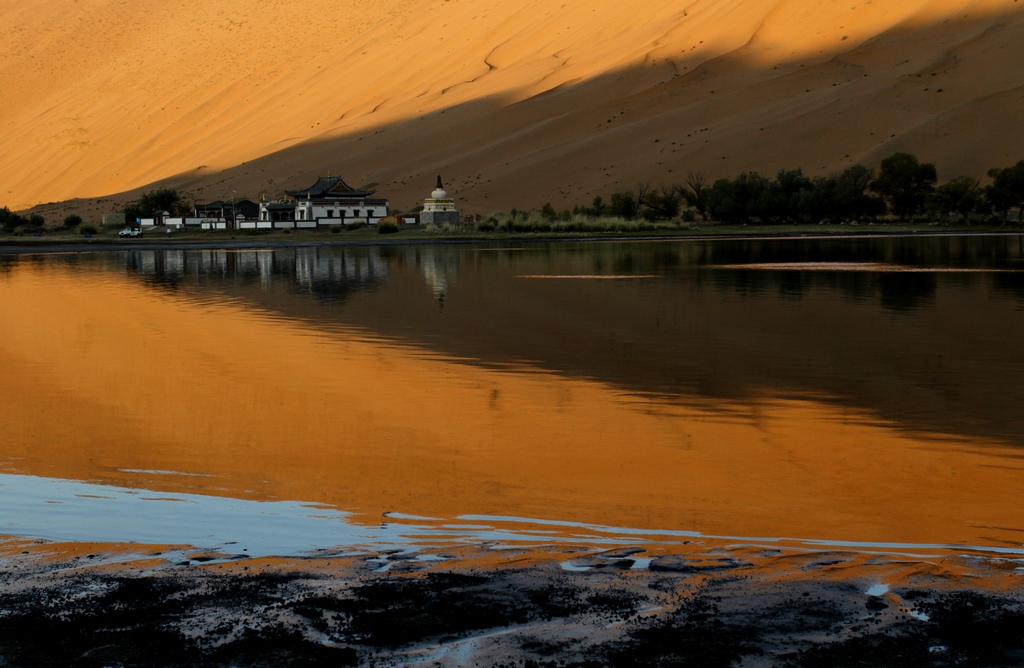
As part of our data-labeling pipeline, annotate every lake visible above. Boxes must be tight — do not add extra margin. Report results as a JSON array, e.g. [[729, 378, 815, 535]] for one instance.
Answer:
[[2, 234, 1024, 560]]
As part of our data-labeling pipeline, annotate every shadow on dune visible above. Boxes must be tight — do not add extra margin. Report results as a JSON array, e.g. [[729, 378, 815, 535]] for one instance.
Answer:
[[128, 7, 1024, 215]]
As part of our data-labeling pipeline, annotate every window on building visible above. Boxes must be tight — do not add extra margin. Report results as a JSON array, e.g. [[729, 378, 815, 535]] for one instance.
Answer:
[[353, 209, 360, 218], [299, 210, 305, 220], [327, 210, 334, 218]]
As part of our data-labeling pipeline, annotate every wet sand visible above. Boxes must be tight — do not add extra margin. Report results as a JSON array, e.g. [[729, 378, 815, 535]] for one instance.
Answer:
[[2, 540, 1023, 666]]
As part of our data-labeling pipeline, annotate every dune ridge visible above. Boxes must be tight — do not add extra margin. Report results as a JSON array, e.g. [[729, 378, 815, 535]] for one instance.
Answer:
[[2, 0, 1023, 214]]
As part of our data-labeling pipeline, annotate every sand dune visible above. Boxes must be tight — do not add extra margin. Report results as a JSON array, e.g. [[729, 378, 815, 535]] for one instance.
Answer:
[[2, 0, 1023, 215]]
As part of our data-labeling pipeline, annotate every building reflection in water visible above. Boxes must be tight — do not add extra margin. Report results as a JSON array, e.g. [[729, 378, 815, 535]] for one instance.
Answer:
[[119, 245, 463, 307], [415, 246, 459, 301], [121, 247, 393, 303], [2, 237, 1024, 555]]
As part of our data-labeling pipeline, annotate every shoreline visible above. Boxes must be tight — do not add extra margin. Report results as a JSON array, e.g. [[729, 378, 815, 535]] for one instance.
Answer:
[[2, 538, 1022, 666], [4, 227, 1024, 665], [1, 226, 1022, 256]]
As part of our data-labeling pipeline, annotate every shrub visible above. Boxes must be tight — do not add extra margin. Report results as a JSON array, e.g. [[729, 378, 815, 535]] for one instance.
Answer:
[[377, 221, 399, 234], [329, 224, 342, 234], [28, 213, 45, 227], [482, 211, 683, 233], [347, 221, 367, 231], [63, 214, 83, 228], [79, 224, 98, 235]]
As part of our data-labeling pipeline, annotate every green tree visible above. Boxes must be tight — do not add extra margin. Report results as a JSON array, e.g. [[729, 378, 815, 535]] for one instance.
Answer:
[[767, 169, 813, 223], [706, 178, 739, 223], [930, 176, 981, 224], [870, 152, 937, 218], [833, 164, 884, 219], [644, 185, 682, 220], [28, 213, 45, 228], [706, 172, 771, 223], [124, 188, 191, 223], [609, 191, 640, 219], [0, 207, 26, 230], [801, 165, 885, 223], [63, 214, 83, 228], [984, 160, 1024, 224], [541, 202, 557, 219]]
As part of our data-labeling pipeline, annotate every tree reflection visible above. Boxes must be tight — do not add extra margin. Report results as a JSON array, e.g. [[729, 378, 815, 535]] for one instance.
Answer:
[[9, 234, 1024, 447]]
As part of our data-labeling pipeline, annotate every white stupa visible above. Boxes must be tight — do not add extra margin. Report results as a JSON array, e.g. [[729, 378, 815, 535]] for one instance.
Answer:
[[420, 175, 459, 226]]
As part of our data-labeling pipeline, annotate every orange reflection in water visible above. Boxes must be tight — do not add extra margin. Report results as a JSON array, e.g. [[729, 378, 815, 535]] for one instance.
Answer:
[[1, 264, 1022, 550]]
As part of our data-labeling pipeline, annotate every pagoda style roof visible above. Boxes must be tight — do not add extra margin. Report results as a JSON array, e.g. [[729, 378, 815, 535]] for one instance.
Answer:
[[285, 176, 375, 199], [195, 199, 259, 219]]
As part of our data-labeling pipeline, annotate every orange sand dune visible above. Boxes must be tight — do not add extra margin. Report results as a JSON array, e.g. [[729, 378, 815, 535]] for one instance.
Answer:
[[2, 0, 1023, 215]]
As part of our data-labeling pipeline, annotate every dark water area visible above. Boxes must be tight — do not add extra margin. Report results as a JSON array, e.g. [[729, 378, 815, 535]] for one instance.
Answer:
[[2, 234, 1024, 556], [90, 234, 1024, 446]]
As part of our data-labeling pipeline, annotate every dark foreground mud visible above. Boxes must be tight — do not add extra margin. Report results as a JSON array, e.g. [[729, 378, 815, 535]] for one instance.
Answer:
[[1, 547, 1023, 667]]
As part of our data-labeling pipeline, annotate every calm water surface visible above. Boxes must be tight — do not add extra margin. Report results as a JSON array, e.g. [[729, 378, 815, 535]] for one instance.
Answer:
[[2, 235, 1024, 558]]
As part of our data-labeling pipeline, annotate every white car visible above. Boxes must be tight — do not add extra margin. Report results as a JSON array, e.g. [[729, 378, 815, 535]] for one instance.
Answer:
[[118, 227, 143, 238]]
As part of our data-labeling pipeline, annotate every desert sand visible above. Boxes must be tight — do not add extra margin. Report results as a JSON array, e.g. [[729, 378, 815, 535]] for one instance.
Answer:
[[2, 0, 1024, 216]]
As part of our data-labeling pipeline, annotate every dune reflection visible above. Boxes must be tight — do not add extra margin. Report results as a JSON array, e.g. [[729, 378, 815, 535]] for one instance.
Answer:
[[1, 262, 1023, 551]]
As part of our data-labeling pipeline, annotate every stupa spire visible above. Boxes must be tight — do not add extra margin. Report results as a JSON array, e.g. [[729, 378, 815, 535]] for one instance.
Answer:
[[422, 174, 459, 226]]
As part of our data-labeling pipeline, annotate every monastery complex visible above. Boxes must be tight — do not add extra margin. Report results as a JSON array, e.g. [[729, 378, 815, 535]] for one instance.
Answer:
[[137, 176, 458, 231]]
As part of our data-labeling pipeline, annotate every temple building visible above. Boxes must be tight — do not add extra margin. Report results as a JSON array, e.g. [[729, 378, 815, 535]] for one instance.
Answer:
[[257, 175, 390, 228], [420, 176, 459, 226], [179, 174, 393, 230], [194, 200, 259, 222]]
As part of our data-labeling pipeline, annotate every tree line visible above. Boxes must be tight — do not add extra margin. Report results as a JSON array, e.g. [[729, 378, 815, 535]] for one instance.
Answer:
[[0, 209, 82, 232], [5, 156, 1024, 232], [0, 188, 191, 233], [122, 188, 192, 223], [552, 153, 1024, 225]]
